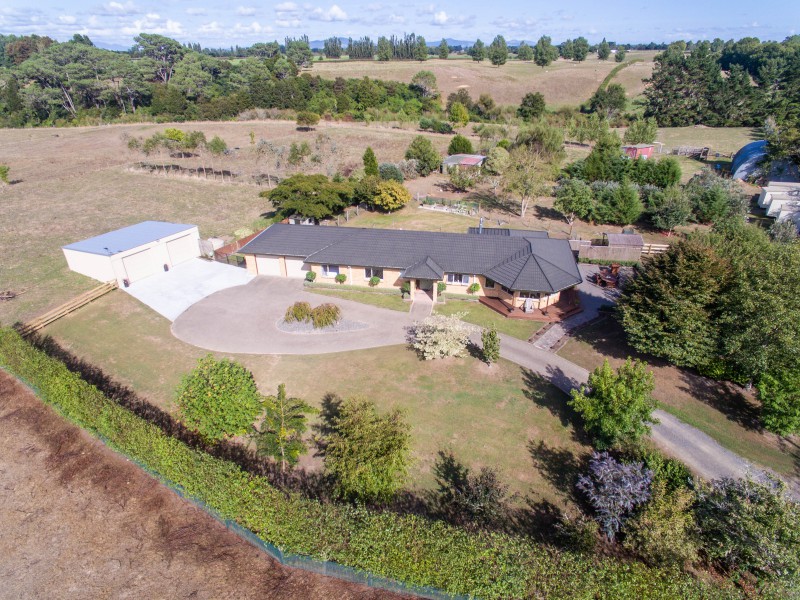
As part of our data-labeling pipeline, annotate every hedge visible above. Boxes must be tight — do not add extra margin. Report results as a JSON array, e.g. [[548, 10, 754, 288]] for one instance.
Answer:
[[0, 327, 744, 599]]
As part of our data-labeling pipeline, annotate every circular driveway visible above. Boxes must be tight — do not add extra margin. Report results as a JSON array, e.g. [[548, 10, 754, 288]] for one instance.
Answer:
[[171, 276, 425, 354]]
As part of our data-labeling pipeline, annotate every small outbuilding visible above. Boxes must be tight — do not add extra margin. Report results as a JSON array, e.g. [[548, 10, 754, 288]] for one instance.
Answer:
[[63, 221, 200, 287], [731, 140, 800, 182], [441, 154, 486, 173], [622, 144, 655, 160]]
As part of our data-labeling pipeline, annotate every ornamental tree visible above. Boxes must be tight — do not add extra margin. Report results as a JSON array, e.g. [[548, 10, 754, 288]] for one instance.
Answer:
[[176, 354, 263, 442], [410, 313, 475, 360], [448, 102, 470, 127], [488, 35, 508, 66], [554, 178, 594, 224], [323, 398, 412, 503], [481, 327, 500, 365], [447, 134, 473, 155], [757, 369, 800, 436], [569, 358, 658, 448], [371, 180, 412, 211], [267, 173, 353, 220], [517, 92, 546, 121], [362, 146, 379, 177], [576, 452, 653, 540], [251, 383, 316, 473], [404, 135, 442, 176]]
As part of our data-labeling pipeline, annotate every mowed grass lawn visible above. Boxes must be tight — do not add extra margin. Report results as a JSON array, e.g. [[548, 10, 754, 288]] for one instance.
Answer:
[[558, 317, 799, 476], [435, 298, 545, 340], [44, 291, 589, 507]]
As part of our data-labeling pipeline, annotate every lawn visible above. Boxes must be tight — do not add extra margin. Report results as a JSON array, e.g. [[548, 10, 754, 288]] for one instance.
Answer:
[[44, 291, 589, 507], [305, 285, 410, 311], [435, 298, 546, 340], [557, 317, 799, 476]]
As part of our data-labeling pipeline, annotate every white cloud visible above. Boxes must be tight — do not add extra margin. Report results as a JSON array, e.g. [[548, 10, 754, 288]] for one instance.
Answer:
[[417, 4, 435, 15], [237, 6, 256, 16], [58, 15, 77, 24], [276, 19, 302, 28], [198, 21, 221, 33], [234, 21, 274, 33], [275, 2, 298, 10], [121, 14, 184, 36], [106, 1, 137, 13], [310, 4, 348, 22], [186, 7, 207, 16], [432, 11, 447, 25], [389, 13, 405, 24]]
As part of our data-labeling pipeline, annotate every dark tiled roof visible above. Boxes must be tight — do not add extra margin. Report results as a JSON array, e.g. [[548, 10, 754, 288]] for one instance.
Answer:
[[403, 256, 444, 279], [241, 223, 581, 292], [238, 224, 351, 257], [466, 227, 549, 238]]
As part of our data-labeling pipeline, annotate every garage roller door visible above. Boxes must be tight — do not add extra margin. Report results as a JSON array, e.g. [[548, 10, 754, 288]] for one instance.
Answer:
[[167, 235, 197, 265], [285, 258, 309, 278], [122, 250, 154, 283], [256, 256, 281, 276]]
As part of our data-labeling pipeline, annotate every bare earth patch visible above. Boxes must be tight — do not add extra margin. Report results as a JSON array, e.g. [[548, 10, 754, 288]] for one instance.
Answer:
[[0, 371, 408, 600]]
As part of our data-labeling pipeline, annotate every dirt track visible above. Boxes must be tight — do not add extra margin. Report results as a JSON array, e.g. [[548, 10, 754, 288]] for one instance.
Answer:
[[0, 371, 409, 600]]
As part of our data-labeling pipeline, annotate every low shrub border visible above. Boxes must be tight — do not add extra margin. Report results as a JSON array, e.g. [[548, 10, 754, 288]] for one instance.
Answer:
[[578, 257, 641, 267], [0, 327, 745, 599], [305, 281, 404, 296]]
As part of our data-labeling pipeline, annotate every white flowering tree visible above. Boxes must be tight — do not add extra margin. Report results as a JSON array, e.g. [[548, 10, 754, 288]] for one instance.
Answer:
[[409, 314, 475, 360]]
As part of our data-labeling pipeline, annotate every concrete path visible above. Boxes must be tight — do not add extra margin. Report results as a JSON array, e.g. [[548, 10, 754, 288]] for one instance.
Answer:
[[534, 265, 620, 351], [122, 259, 254, 321], [409, 290, 433, 321], [172, 276, 416, 354]]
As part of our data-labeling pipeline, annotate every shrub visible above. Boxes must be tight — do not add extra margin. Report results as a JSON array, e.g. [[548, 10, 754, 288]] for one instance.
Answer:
[[481, 327, 500, 365], [695, 477, 800, 580], [569, 359, 658, 449], [296, 111, 320, 129], [555, 514, 600, 553], [334, 273, 347, 284], [371, 180, 412, 212], [467, 282, 481, 294], [397, 159, 420, 179], [434, 451, 508, 526], [369, 275, 381, 287], [405, 136, 442, 176], [448, 134, 474, 155], [400, 281, 411, 298], [0, 165, 9, 184], [626, 446, 693, 492], [363, 146, 379, 176], [378, 162, 404, 182], [311, 303, 342, 328], [576, 452, 653, 540], [409, 313, 475, 360], [448, 167, 476, 192], [437, 281, 447, 294], [305, 271, 317, 282], [419, 117, 453, 134], [175, 354, 263, 442], [285, 301, 313, 323], [323, 397, 411, 503], [624, 481, 700, 568]]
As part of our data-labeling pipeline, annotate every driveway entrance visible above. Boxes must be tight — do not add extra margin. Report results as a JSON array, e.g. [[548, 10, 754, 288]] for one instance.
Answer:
[[122, 258, 254, 321]]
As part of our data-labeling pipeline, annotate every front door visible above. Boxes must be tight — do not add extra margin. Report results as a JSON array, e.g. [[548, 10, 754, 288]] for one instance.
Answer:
[[417, 279, 434, 291]]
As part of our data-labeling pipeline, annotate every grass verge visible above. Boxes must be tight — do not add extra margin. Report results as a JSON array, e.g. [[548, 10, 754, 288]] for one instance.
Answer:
[[305, 285, 410, 312]]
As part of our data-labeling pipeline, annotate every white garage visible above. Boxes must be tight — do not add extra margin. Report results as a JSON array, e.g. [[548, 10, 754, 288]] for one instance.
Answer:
[[255, 255, 282, 276], [285, 257, 310, 278], [63, 221, 201, 286]]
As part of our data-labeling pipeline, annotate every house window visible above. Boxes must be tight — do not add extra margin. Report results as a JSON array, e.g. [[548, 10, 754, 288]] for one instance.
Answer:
[[447, 273, 470, 285], [500, 285, 514, 295], [484, 278, 495, 289], [364, 267, 384, 280], [518, 291, 541, 299], [322, 264, 339, 277]]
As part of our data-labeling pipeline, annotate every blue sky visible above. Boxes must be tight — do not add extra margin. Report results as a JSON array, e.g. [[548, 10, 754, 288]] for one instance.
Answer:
[[0, 0, 797, 48]]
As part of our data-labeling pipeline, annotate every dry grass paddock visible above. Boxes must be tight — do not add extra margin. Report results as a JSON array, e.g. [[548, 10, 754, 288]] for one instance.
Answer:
[[314, 52, 658, 107]]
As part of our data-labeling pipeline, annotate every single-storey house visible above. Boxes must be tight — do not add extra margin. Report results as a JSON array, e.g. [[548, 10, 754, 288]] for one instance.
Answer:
[[622, 144, 655, 160], [238, 224, 581, 310], [441, 154, 486, 173], [63, 221, 200, 287]]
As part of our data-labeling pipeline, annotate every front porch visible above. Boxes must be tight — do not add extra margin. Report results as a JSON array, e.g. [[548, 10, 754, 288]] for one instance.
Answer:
[[478, 288, 582, 322]]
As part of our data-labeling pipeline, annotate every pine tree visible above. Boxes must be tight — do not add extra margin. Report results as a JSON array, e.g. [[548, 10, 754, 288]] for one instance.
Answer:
[[363, 146, 379, 176]]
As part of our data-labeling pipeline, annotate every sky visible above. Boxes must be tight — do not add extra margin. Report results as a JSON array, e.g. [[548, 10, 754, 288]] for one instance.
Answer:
[[0, 0, 797, 49]]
